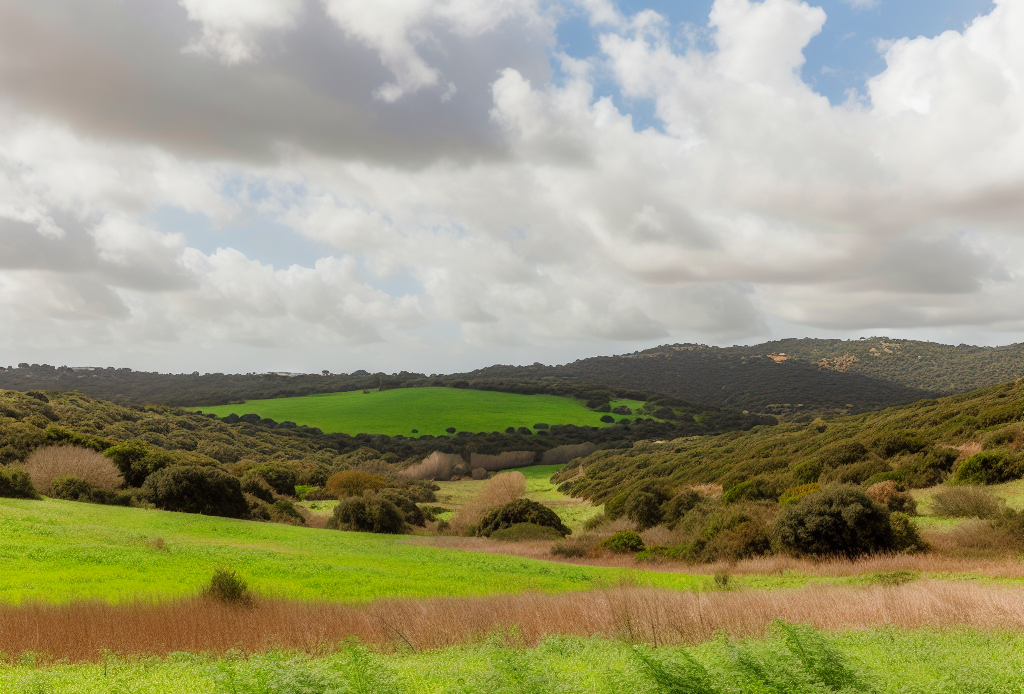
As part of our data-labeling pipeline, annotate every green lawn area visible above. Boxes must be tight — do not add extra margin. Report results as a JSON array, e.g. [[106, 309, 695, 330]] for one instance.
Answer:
[[0, 497, 702, 605], [193, 388, 647, 437], [4, 628, 1020, 693]]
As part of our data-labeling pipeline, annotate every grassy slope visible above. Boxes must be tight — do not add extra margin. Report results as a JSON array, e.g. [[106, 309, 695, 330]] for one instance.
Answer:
[[194, 388, 646, 437], [0, 497, 702, 604], [4, 629, 1020, 693]]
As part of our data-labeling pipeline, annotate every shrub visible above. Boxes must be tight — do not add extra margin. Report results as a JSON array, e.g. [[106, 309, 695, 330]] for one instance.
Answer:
[[661, 490, 702, 527], [377, 490, 426, 527], [326, 470, 387, 498], [774, 486, 894, 558], [930, 486, 1004, 519], [142, 465, 249, 518], [820, 458, 890, 485], [779, 483, 819, 506], [722, 478, 772, 504], [490, 523, 564, 541], [476, 498, 570, 537], [866, 480, 917, 515], [600, 530, 645, 553], [26, 445, 123, 495], [899, 447, 958, 488], [104, 440, 159, 487], [550, 540, 589, 558], [817, 441, 868, 467], [449, 471, 526, 534], [246, 464, 297, 496], [791, 459, 823, 484], [401, 451, 462, 481], [203, 568, 252, 606], [470, 451, 536, 472], [871, 431, 926, 458], [582, 512, 609, 531], [600, 415, 615, 423], [862, 470, 903, 486], [0, 467, 38, 499], [611, 405, 633, 415], [890, 513, 928, 553], [326, 496, 406, 534], [541, 443, 597, 466], [624, 491, 664, 530], [240, 473, 276, 503], [952, 451, 1023, 485], [532, 423, 549, 430]]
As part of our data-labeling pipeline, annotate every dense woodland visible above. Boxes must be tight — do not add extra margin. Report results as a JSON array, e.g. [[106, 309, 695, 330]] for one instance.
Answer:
[[3, 338, 1021, 419]]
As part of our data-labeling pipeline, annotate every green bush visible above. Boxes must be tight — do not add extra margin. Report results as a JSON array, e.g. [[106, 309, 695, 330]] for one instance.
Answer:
[[820, 458, 890, 485], [104, 440, 155, 487], [246, 464, 297, 496], [0, 467, 39, 499], [660, 490, 702, 527], [816, 441, 868, 467], [890, 513, 928, 553], [774, 486, 894, 558], [722, 478, 772, 504], [899, 447, 958, 488], [490, 522, 564, 541], [600, 530, 645, 553], [624, 491, 664, 530], [791, 458, 823, 484], [377, 489, 426, 527], [141, 465, 249, 518], [240, 473, 276, 503], [476, 498, 571, 538], [326, 496, 406, 534], [865, 480, 917, 515], [930, 486, 1004, 518], [203, 568, 252, 605], [871, 431, 926, 458], [952, 451, 1023, 485]]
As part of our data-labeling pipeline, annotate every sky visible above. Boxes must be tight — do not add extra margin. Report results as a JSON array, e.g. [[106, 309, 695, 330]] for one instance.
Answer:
[[0, 0, 1021, 375]]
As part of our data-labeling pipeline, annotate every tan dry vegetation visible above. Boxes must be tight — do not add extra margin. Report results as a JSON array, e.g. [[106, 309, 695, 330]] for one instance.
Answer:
[[3, 581, 1022, 662], [447, 471, 526, 534], [24, 445, 123, 494], [400, 451, 463, 481], [470, 451, 535, 472]]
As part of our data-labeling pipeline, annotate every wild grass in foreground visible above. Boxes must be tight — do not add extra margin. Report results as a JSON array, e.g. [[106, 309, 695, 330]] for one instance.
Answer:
[[2, 626, 1021, 694], [2, 581, 1021, 661]]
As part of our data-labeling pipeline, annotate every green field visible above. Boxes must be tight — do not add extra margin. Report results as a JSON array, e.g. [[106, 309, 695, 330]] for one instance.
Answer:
[[194, 388, 647, 437], [0, 497, 702, 605], [4, 628, 1020, 693]]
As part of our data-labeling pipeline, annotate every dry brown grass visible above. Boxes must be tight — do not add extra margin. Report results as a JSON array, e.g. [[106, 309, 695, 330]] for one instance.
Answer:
[[469, 450, 535, 472], [401, 451, 463, 481], [2, 581, 1021, 662], [447, 471, 526, 534], [540, 443, 597, 466], [24, 445, 123, 494], [953, 440, 983, 459]]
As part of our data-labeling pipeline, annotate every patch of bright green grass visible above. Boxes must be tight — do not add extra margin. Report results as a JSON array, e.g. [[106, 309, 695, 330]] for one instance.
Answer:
[[3, 627, 1020, 693], [0, 497, 702, 605], [193, 388, 647, 437]]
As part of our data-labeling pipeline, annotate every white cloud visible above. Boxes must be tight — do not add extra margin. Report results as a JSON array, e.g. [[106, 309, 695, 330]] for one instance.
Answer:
[[180, 0, 304, 64], [1, 0, 1022, 372]]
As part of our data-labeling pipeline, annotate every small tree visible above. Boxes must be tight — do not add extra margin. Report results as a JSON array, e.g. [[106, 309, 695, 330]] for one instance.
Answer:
[[774, 486, 894, 558], [142, 465, 249, 518], [476, 498, 571, 537], [325, 470, 387, 498], [326, 496, 406, 534]]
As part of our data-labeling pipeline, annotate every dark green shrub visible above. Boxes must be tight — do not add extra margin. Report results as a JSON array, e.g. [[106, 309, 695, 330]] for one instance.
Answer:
[[774, 486, 894, 558], [862, 470, 903, 486], [104, 440, 158, 487], [532, 423, 549, 430], [326, 496, 406, 534], [983, 426, 1021, 449], [0, 467, 38, 499], [820, 458, 890, 485], [624, 491, 664, 530], [899, 447, 958, 488], [240, 473, 275, 503], [661, 490, 702, 527], [378, 490, 426, 527], [203, 568, 252, 605], [582, 512, 609, 531], [890, 513, 928, 553], [599, 415, 615, 423], [247, 464, 297, 496], [953, 451, 1023, 485], [722, 478, 771, 504], [611, 405, 633, 415], [476, 498, 570, 538], [398, 480, 439, 503], [50, 476, 101, 502], [817, 441, 868, 467], [930, 486, 1004, 518], [871, 431, 926, 458], [141, 465, 249, 518], [490, 523, 564, 541], [791, 459, 823, 484], [600, 530, 645, 553]]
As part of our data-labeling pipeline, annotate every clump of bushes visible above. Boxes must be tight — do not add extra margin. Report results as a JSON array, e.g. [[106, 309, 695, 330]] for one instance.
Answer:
[[475, 498, 570, 538], [326, 496, 406, 534], [660, 489, 702, 527], [865, 480, 917, 515], [377, 489, 426, 526], [490, 523, 565, 542], [26, 445, 123, 496], [898, 447, 958, 488], [203, 568, 253, 606], [779, 483, 819, 506], [952, 451, 1023, 485], [774, 486, 894, 558], [326, 470, 387, 498], [0, 466, 38, 499], [142, 465, 249, 518], [722, 478, 772, 504], [930, 486, 1004, 519], [600, 530, 645, 553]]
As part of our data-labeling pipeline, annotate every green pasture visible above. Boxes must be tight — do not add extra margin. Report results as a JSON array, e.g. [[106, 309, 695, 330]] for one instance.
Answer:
[[194, 388, 647, 437], [0, 497, 702, 605], [4, 628, 1020, 693]]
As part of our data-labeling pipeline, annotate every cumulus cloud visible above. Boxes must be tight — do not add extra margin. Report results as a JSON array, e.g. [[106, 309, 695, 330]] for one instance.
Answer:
[[0, 0, 1021, 371]]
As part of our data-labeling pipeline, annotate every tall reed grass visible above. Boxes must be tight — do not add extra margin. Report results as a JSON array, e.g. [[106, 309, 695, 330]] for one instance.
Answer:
[[400, 451, 463, 481], [25, 445, 123, 494], [2, 581, 1020, 662]]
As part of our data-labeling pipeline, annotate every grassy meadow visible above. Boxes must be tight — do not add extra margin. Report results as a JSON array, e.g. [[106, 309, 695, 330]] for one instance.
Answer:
[[0, 496, 704, 605], [194, 388, 647, 437]]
